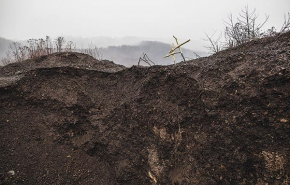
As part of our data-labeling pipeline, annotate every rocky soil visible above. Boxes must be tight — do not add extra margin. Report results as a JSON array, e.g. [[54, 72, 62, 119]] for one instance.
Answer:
[[0, 32, 290, 184]]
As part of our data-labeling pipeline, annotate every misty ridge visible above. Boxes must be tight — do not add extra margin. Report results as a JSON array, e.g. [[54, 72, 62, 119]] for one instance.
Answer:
[[101, 41, 206, 66], [1, 7, 288, 67], [0, 36, 207, 67]]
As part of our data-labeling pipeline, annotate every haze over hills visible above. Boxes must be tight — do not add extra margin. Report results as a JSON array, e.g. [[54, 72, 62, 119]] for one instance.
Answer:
[[0, 36, 208, 66], [0, 37, 12, 59], [101, 41, 206, 66], [65, 36, 206, 52], [60, 36, 208, 66]]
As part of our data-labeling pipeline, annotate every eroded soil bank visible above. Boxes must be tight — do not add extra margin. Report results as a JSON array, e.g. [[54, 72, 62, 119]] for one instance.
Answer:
[[0, 32, 290, 184]]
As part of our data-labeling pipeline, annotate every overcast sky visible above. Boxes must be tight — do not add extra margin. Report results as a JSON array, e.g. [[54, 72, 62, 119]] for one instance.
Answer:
[[0, 0, 289, 46]]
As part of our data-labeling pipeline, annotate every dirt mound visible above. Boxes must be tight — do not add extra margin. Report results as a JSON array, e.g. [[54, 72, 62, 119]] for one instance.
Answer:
[[0, 32, 290, 184], [0, 52, 126, 87]]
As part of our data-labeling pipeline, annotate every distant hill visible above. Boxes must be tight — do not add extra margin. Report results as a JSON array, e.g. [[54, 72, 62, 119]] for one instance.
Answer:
[[0, 37, 12, 59], [66, 36, 208, 66], [102, 41, 207, 66], [0, 36, 208, 66], [66, 36, 143, 48], [65, 36, 206, 52]]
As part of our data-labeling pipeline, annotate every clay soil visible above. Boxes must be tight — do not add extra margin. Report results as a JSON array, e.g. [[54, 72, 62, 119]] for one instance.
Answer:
[[0, 32, 290, 185]]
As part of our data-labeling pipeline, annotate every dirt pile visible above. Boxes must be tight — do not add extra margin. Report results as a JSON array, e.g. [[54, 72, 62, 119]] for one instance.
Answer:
[[0, 32, 290, 185]]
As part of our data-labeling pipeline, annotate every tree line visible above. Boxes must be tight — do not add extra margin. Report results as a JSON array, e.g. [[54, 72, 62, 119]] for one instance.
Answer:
[[1, 36, 103, 65], [204, 6, 290, 54]]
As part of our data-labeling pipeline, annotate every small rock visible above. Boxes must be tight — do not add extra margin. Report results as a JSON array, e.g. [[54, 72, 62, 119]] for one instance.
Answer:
[[7, 170, 15, 176], [15, 71, 22, 75], [280, 118, 288, 123]]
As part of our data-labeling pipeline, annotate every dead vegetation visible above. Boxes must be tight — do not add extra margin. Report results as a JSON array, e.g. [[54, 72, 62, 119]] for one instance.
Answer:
[[204, 7, 290, 53], [1, 36, 104, 65], [138, 53, 155, 66]]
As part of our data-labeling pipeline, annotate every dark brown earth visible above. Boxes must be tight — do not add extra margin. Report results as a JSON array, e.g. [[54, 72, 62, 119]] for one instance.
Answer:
[[0, 32, 290, 185]]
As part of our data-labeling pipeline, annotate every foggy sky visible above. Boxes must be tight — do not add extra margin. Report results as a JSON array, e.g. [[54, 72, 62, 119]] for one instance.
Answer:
[[0, 0, 289, 49]]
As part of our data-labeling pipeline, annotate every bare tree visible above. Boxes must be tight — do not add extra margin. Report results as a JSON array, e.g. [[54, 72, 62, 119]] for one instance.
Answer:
[[78, 44, 103, 60], [65, 41, 76, 52], [138, 53, 155, 66], [26, 39, 38, 58], [1, 36, 104, 65], [204, 31, 223, 54], [19, 45, 28, 61], [54, 37, 65, 52], [45, 36, 54, 54], [224, 6, 269, 47], [37, 38, 46, 57], [280, 13, 290, 34], [8, 42, 25, 63]]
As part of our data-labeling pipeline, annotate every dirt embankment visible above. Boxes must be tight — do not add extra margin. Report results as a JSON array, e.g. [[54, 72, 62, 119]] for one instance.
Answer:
[[0, 32, 290, 185]]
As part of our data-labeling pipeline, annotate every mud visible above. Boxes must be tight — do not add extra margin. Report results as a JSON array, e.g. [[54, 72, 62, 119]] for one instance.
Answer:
[[0, 32, 290, 184]]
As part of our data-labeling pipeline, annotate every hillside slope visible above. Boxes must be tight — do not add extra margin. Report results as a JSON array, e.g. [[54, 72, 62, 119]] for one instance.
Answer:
[[0, 32, 290, 185], [102, 41, 203, 66]]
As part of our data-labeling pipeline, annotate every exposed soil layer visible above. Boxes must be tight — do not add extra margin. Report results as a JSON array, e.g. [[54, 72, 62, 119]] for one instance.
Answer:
[[0, 32, 290, 184]]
